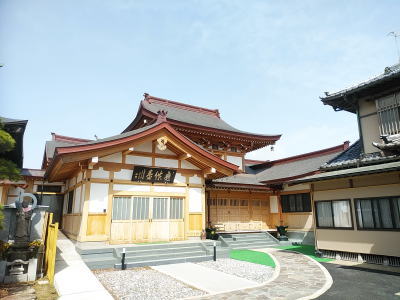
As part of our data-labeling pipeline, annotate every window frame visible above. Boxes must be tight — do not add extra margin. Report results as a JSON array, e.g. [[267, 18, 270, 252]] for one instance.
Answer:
[[355, 196, 400, 232], [281, 193, 312, 213], [66, 190, 74, 214], [315, 199, 354, 230]]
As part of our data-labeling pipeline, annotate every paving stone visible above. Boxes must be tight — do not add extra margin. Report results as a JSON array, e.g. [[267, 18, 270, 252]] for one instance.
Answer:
[[199, 249, 329, 299]]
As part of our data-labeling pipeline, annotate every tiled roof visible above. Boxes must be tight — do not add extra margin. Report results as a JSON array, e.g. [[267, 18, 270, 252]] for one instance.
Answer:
[[212, 173, 262, 186], [256, 152, 340, 183], [21, 168, 45, 178], [126, 95, 280, 138], [321, 140, 400, 170], [323, 63, 400, 101], [0, 116, 28, 125], [214, 143, 347, 186], [292, 161, 400, 184]]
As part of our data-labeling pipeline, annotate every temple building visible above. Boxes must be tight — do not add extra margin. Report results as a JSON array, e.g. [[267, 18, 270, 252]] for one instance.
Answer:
[[1, 94, 348, 245]]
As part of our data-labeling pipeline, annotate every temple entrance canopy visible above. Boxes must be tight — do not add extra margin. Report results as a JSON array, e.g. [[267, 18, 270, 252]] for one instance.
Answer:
[[44, 120, 239, 243]]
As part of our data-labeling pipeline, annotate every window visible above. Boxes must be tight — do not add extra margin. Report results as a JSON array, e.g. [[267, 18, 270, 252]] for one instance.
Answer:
[[67, 191, 74, 214], [356, 197, 400, 230], [281, 193, 311, 213], [230, 199, 239, 206], [37, 185, 62, 193], [170, 198, 183, 219], [376, 92, 400, 135], [230, 147, 237, 152], [315, 200, 353, 229], [212, 144, 219, 150], [240, 200, 248, 206]]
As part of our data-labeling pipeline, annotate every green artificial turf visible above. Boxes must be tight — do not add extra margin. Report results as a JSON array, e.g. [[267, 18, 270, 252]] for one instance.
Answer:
[[230, 249, 276, 267], [277, 245, 334, 262]]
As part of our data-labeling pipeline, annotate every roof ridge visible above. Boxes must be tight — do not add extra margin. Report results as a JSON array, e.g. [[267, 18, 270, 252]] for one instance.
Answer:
[[51, 132, 92, 143], [143, 93, 220, 118], [271, 141, 349, 166]]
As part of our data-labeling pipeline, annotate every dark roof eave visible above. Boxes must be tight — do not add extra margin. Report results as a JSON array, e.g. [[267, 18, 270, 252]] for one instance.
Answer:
[[290, 161, 400, 185], [208, 182, 270, 190]]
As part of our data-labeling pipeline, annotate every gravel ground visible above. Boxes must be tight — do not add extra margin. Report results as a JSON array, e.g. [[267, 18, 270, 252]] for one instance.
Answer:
[[94, 267, 206, 300], [197, 258, 274, 283]]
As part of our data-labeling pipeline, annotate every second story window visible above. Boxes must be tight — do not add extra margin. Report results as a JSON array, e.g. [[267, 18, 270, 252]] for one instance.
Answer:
[[376, 92, 400, 135]]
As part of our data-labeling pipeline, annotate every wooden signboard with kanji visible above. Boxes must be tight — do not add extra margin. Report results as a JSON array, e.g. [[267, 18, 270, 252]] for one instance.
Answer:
[[131, 166, 177, 183]]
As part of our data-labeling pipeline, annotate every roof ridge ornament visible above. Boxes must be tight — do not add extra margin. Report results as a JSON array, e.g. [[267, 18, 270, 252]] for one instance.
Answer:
[[156, 110, 168, 124]]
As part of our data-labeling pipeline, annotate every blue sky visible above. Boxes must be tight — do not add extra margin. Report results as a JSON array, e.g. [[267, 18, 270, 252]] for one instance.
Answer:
[[1, 0, 399, 169]]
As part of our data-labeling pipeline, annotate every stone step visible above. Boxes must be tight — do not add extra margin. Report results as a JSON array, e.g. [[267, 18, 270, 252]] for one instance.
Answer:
[[228, 241, 277, 248], [231, 244, 276, 250], [123, 250, 207, 262], [115, 255, 213, 269], [115, 245, 204, 257]]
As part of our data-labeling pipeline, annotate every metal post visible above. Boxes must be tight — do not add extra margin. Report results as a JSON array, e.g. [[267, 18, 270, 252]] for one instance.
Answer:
[[213, 241, 217, 261], [121, 248, 126, 270]]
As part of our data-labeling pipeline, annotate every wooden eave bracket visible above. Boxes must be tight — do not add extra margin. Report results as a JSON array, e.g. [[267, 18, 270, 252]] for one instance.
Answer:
[[88, 156, 99, 169]]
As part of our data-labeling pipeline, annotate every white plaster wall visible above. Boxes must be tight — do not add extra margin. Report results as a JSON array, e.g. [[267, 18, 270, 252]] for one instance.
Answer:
[[189, 175, 202, 184], [88, 183, 109, 213], [181, 160, 200, 170], [63, 193, 68, 214], [188, 188, 203, 212], [155, 147, 175, 155], [91, 168, 110, 179], [227, 155, 243, 170], [155, 158, 178, 168], [174, 173, 186, 184], [113, 184, 151, 192], [81, 184, 86, 212], [69, 177, 76, 189], [270, 196, 279, 213], [100, 152, 122, 163], [282, 183, 310, 192], [114, 169, 133, 180], [77, 172, 83, 183], [73, 186, 82, 213], [135, 141, 152, 152], [153, 186, 186, 193], [126, 155, 152, 166]]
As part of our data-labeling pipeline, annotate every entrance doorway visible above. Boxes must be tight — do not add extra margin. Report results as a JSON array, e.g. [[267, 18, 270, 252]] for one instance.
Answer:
[[110, 196, 184, 243]]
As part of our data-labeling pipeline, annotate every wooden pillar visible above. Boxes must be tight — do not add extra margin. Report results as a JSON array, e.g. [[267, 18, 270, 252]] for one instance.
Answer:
[[276, 190, 284, 226], [77, 170, 91, 242]]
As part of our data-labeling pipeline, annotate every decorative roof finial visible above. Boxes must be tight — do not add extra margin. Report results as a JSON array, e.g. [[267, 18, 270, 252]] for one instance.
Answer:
[[156, 110, 168, 124], [143, 93, 149, 99]]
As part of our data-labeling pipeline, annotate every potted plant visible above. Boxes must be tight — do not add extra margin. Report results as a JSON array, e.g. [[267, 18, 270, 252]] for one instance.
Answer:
[[276, 225, 289, 241], [205, 226, 218, 240]]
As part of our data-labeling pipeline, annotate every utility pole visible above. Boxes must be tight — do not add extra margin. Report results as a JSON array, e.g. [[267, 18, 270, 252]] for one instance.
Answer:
[[388, 32, 400, 63]]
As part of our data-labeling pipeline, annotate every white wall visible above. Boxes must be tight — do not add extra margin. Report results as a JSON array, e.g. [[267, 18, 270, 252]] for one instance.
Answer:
[[114, 169, 133, 180], [153, 186, 186, 193], [181, 160, 200, 170], [134, 141, 152, 152], [73, 186, 82, 213], [188, 188, 203, 212], [88, 183, 109, 213], [155, 158, 178, 168], [91, 167, 110, 179], [189, 175, 202, 184], [174, 173, 186, 184], [113, 184, 151, 192], [100, 152, 122, 163], [126, 155, 152, 166]]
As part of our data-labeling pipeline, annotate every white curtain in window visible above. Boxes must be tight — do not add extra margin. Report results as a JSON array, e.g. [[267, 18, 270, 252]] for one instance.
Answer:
[[332, 200, 352, 227], [359, 200, 374, 228], [379, 199, 393, 228], [317, 202, 333, 227]]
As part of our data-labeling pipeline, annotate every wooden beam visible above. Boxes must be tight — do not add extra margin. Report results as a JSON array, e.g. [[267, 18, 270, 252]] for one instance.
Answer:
[[179, 153, 192, 160]]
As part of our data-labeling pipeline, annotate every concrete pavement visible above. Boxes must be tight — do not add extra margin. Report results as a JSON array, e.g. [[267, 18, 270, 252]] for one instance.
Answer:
[[54, 232, 113, 300], [152, 262, 259, 293]]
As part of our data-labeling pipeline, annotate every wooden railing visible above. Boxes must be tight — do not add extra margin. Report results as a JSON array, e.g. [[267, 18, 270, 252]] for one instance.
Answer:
[[43, 212, 59, 284]]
